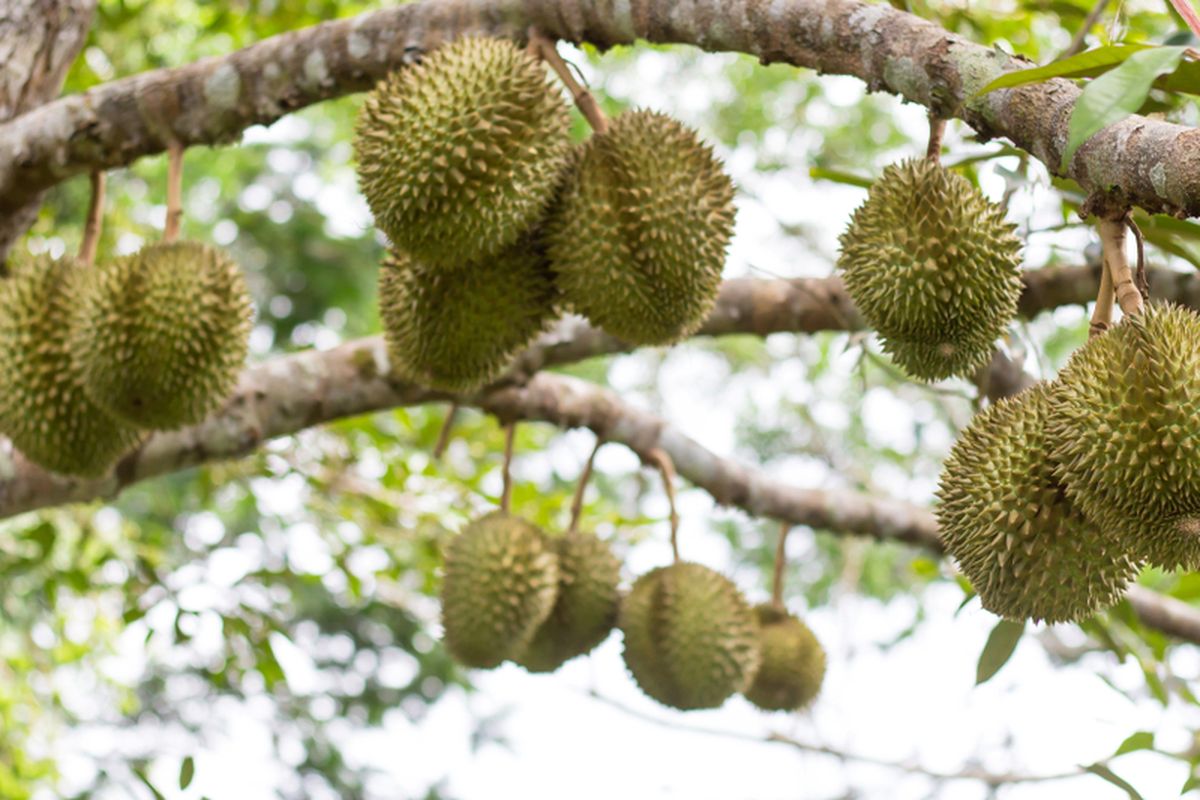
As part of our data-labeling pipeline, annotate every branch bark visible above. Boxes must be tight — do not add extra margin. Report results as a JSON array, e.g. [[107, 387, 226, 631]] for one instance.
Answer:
[[0, 0, 1197, 220]]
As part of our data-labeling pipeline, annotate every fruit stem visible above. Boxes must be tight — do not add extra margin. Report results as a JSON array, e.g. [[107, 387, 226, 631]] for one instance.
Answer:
[[648, 448, 680, 563], [772, 521, 791, 608], [925, 113, 945, 164], [527, 28, 609, 135], [163, 139, 185, 244], [78, 170, 106, 267], [1100, 216, 1143, 317], [1127, 215, 1148, 299], [1088, 253, 1114, 338], [433, 403, 459, 460], [568, 437, 603, 534], [500, 421, 516, 513]]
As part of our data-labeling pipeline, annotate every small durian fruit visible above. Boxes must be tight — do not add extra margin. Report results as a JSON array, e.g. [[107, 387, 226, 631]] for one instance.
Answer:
[[1048, 303, 1200, 570], [70, 241, 253, 429], [936, 382, 1140, 622], [545, 110, 736, 345], [354, 37, 571, 265], [619, 562, 761, 710], [838, 158, 1023, 381], [377, 236, 560, 393], [0, 256, 143, 476], [744, 604, 826, 712], [440, 511, 560, 669], [514, 531, 622, 673]]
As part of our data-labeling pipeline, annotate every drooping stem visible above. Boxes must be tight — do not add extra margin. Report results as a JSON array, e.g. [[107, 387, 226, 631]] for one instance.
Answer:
[[527, 27, 609, 135], [1127, 216, 1148, 299], [433, 403, 460, 460], [648, 448, 680, 562], [568, 438, 603, 534], [1100, 216, 1143, 316], [1088, 255, 1114, 338], [772, 521, 791, 608], [163, 140, 185, 243], [500, 421, 516, 513], [78, 170, 107, 267], [926, 113, 946, 164]]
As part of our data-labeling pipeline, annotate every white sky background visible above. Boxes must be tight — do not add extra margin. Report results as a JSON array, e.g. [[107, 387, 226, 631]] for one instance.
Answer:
[[42, 42, 1200, 800]]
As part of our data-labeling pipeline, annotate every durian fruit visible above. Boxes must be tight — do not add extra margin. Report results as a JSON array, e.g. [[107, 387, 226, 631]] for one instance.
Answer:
[[0, 256, 143, 476], [544, 110, 736, 345], [743, 604, 826, 712], [354, 36, 571, 265], [1047, 303, 1200, 570], [514, 531, 622, 673], [838, 158, 1023, 381], [619, 562, 761, 710], [378, 235, 560, 392], [936, 382, 1140, 622], [70, 241, 253, 430], [440, 511, 560, 669]]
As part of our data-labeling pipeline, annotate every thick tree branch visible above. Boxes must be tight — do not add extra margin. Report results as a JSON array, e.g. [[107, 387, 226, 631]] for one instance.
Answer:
[[0, 0, 1197, 221]]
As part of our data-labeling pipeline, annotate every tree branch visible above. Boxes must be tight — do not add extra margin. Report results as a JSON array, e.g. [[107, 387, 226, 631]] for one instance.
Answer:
[[0, 0, 1197, 221]]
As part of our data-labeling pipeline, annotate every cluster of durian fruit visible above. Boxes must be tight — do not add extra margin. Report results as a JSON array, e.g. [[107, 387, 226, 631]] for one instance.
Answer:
[[0, 229, 252, 477], [440, 510, 826, 713], [354, 36, 736, 393], [837, 155, 1200, 624]]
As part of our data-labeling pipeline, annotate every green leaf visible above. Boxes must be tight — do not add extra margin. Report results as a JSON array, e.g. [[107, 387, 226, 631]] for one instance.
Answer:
[[975, 45, 1149, 96], [975, 619, 1024, 684], [1062, 46, 1189, 171], [180, 756, 195, 790], [1181, 772, 1200, 793], [1083, 763, 1145, 799], [1113, 731, 1154, 757], [808, 166, 873, 189]]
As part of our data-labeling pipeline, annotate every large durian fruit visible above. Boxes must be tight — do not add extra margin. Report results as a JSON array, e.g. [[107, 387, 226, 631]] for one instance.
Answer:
[[377, 236, 560, 392], [355, 36, 572, 265], [440, 512, 561, 669], [838, 159, 1023, 381], [619, 562, 761, 710], [70, 241, 253, 429], [743, 604, 826, 712], [936, 382, 1140, 622], [514, 531, 622, 673], [0, 256, 143, 476], [544, 110, 736, 345], [1047, 303, 1200, 570]]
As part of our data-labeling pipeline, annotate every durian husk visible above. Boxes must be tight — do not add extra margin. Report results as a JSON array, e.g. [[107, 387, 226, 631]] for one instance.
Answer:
[[545, 110, 736, 346], [0, 256, 143, 476], [1047, 303, 1200, 570], [838, 158, 1024, 381], [743, 604, 826, 712], [355, 36, 572, 266], [439, 511, 560, 669], [936, 382, 1141, 622]]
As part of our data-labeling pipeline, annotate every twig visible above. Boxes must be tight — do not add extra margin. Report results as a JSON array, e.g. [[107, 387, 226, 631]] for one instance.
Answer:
[[1062, 0, 1111, 58], [568, 437, 603, 533], [647, 447, 680, 562], [1099, 216, 1143, 316], [926, 113, 946, 163], [772, 522, 791, 607], [500, 422, 516, 513], [432, 403, 459, 460], [527, 28, 609, 134], [1127, 216, 1148, 299], [78, 170, 106, 267], [163, 139, 185, 243], [1088, 254, 1114, 338]]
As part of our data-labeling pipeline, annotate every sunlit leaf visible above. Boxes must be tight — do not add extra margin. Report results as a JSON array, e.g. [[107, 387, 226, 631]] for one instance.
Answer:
[[1083, 763, 1145, 799], [975, 45, 1149, 95], [975, 619, 1024, 684]]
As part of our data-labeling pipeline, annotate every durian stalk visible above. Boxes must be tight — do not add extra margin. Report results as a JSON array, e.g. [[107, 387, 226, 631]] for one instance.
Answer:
[[79, 171, 106, 267], [527, 28, 608, 134], [1100, 217, 1143, 317], [648, 447, 681, 562], [1088, 255, 1114, 338]]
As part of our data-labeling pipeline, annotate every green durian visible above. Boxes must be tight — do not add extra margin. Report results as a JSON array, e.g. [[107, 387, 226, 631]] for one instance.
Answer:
[[1048, 303, 1200, 570], [743, 604, 825, 712], [354, 36, 571, 265], [515, 531, 622, 673], [545, 110, 736, 345], [838, 158, 1023, 381], [936, 382, 1140, 622], [70, 241, 253, 429], [0, 256, 143, 476], [440, 511, 560, 669], [377, 236, 560, 393], [619, 562, 761, 710]]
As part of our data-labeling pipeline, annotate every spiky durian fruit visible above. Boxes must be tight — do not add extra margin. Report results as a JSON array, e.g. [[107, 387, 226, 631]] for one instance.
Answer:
[[70, 241, 252, 430], [838, 159, 1023, 381], [440, 512, 560, 669], [743, 605, 825, 712], [515, 531, 622, 673], [936, 382, 1140, 622], [377, 237, 559, 392], [619, 562, 760, 710], [0, 256, 143, 476], [544, 110, 736, 345], [1047, 303, 1200, 570], [354, 36, 571, 265]]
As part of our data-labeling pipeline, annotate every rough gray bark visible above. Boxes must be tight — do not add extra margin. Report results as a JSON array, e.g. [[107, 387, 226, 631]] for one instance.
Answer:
[[0, 0, 96, 259], [0, 0, 1196, 221]]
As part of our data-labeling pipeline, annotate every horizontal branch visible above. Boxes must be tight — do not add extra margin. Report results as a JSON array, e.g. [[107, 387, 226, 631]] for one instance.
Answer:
[[0, 0, 1197, 219]]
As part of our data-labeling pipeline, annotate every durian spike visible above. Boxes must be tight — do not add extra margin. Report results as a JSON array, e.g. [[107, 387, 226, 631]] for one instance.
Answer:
[[432, 403, 459, 460], [500, 421, 516, 513], [527, 27, 608, 134], [163, 140, 185, 244], [78, 170, 106, 267], [1089, 254, 1114, 338], [568, 437, 603, 534], [1100, 216, 1143, 316], [648, 447, 681, 563], [925, 112, 945, 164], [772, 521, 791, 609]]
